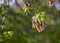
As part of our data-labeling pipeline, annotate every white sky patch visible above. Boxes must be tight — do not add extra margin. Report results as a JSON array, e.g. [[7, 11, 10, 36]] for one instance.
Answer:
[[55, 1, 60, 11], [8, 0, 15, 7], [0, 0, 4, 6]]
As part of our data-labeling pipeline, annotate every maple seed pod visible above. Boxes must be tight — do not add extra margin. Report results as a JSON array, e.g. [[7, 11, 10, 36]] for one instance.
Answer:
[[32, 15, 37, 28], [32, 14, 45, 32], [48, 0, 55, 8], [25, 2, 31, 7], [24, 2, 30, 12], [35, 21, 44, 32]]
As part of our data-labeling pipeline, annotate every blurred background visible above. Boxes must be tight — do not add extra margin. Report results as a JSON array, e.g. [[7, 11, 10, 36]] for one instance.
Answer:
[[0, 0, 60, 43]]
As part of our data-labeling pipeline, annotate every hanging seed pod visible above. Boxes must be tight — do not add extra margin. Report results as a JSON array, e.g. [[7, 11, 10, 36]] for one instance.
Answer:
[[47, 0, 55, 8], [35, 20, 44, 32], [32, 15, 37, 28], [32, 12, 45, 32], [24, 2, 31, 12]]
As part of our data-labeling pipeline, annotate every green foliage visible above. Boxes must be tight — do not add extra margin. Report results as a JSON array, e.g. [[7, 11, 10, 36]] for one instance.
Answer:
[[0, 0, 60, 43], [36, 11, 45, 21]]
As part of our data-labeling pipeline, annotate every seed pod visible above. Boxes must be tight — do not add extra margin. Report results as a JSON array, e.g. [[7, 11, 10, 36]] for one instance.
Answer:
[[32, 14, 45, 32], [47, 0, 55, 8]]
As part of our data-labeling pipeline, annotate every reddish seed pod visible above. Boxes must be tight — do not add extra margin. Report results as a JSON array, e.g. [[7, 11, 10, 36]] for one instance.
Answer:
[[32, 15, 44, 32], [48, 0, 55, 8]]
